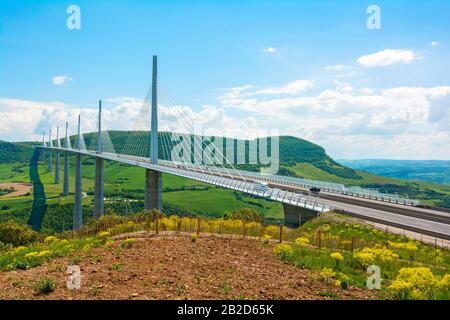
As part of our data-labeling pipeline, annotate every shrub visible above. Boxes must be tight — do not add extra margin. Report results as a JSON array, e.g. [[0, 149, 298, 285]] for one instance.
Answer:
[[330, 252, 344, 269], [97, 231, 110, 238], [34, 277, 55, 295], [320, 267, 336, 284], [388, 240, 418, 251], [388, 267, 450, 300], [44, 236, 59, 244], [191, 233, 198, 243], [224, 208, 263, 223], [0, 220, 37, 246], [262, 234, 272, 244], [120, 238, 136, 249], [294, 237, 310, 246], [330, 252, 344, 262], [273, 244, 294, 261], [353, 246, 398, 267]]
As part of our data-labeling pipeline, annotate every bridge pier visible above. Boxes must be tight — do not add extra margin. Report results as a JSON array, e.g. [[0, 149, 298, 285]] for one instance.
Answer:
[[73, 153, 83, 230], [47, 129, 52, 172], [63, 150, 69, 196], [62, 122, 70, 196], [282, 203, 318, 227], [54, 150, 60, 184], [42, 131, 46, 161], [94, 157, 104, 218], [54, 127, 60, 184], [47, 150, 52, 171], [145, 169, 162, 211], [73, 115, 83, 230]]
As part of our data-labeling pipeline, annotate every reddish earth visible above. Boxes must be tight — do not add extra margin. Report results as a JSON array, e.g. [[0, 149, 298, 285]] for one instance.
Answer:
[[0, 182, 32, 198], [0, 235, 374, 300]]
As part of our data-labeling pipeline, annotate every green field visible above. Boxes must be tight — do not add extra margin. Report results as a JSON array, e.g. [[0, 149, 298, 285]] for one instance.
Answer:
[[0, 157, 284, 232], [2, 133, 450, 233]]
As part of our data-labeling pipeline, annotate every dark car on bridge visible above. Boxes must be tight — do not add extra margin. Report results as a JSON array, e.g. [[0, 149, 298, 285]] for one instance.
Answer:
[[309, 187, 321, 194]]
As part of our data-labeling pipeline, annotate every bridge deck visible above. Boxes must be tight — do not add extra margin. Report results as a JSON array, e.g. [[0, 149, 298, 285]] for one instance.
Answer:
[[38, 146, 450, 239]]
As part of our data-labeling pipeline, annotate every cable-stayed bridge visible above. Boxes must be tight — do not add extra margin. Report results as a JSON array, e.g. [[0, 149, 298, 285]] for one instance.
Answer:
[[37, 56, 450, 240]]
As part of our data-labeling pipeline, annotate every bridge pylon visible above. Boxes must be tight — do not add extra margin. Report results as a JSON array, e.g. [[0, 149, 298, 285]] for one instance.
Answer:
[[145, 55, 162, 211], [94, 100, 105, 219]]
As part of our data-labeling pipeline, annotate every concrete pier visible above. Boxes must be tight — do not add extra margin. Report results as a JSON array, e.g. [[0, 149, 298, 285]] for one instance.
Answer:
[[282, 203, 318, 227], [73, 115, 82, 230], [47, 129, 52, 172], [94, 157, 104, 218], [73, 153, 82, 230], [62, 122, 70, 196], [42, 131, 46, 161], [63, 151, 69, 196], [54, 126, 60, 184], [145, 169, 162, 210], [93, 100, 104, 219]]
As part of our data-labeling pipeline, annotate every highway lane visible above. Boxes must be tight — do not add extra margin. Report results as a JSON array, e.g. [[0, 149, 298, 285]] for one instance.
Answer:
[[264, 181, 450, 225]]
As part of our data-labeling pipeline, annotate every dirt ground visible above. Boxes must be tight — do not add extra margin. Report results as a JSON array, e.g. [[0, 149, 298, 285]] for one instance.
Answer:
[[0, 182, 32, 198], [0, 236, 375, 300]]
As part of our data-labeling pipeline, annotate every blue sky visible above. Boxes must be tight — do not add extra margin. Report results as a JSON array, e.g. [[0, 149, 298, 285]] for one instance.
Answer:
[[1, 0, 450, 159]]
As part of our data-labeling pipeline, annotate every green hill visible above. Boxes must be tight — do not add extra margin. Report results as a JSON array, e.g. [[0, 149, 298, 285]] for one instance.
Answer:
[[1, 132, 450, 209], [0, 141, 34, 164]]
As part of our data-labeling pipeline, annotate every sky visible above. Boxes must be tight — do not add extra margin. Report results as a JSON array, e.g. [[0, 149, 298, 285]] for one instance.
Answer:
[[0, 0, 450, 160]]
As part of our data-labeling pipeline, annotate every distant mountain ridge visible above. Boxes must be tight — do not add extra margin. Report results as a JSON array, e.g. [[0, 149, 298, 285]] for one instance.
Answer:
[[339, 159, 450, 185]]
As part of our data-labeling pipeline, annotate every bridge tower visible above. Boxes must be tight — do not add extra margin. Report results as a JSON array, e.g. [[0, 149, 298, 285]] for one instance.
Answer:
[[94, 100, 105, 218], [73, 115, 83, 230], [145, 55, 162, 211], [63, 122, 70, 196], [54, 126, 60, 184], [47, 129, 52, 171]]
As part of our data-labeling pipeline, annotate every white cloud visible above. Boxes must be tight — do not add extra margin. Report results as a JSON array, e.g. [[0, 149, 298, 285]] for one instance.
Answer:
[[217, 81, 450, 159], [429, 41, 440, 47], [360, 88, 376, 95], [263, 47, 279, 55], [357, 49, 421, 67], [325, 65, 348, 71], [2, 79, 450, 159], [52, 75, 73, 86], [255, 80, 315, 95]]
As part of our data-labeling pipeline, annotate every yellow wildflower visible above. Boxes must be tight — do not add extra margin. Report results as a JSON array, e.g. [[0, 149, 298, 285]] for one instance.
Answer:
[[24, 252, 39, 259], [294, 237, 310, 246], [320, 267, 336, 281], [36, 250, 52, 257], [330, 252, 344, 262], [273, 244, 294, 260], [44, 236, 59, 244], [97, 231, 110, 238]]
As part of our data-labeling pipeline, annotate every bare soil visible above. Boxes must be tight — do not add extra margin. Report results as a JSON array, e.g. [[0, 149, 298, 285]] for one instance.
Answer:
[[0, 235, 375, 300], [0, 182, 32, 198]]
